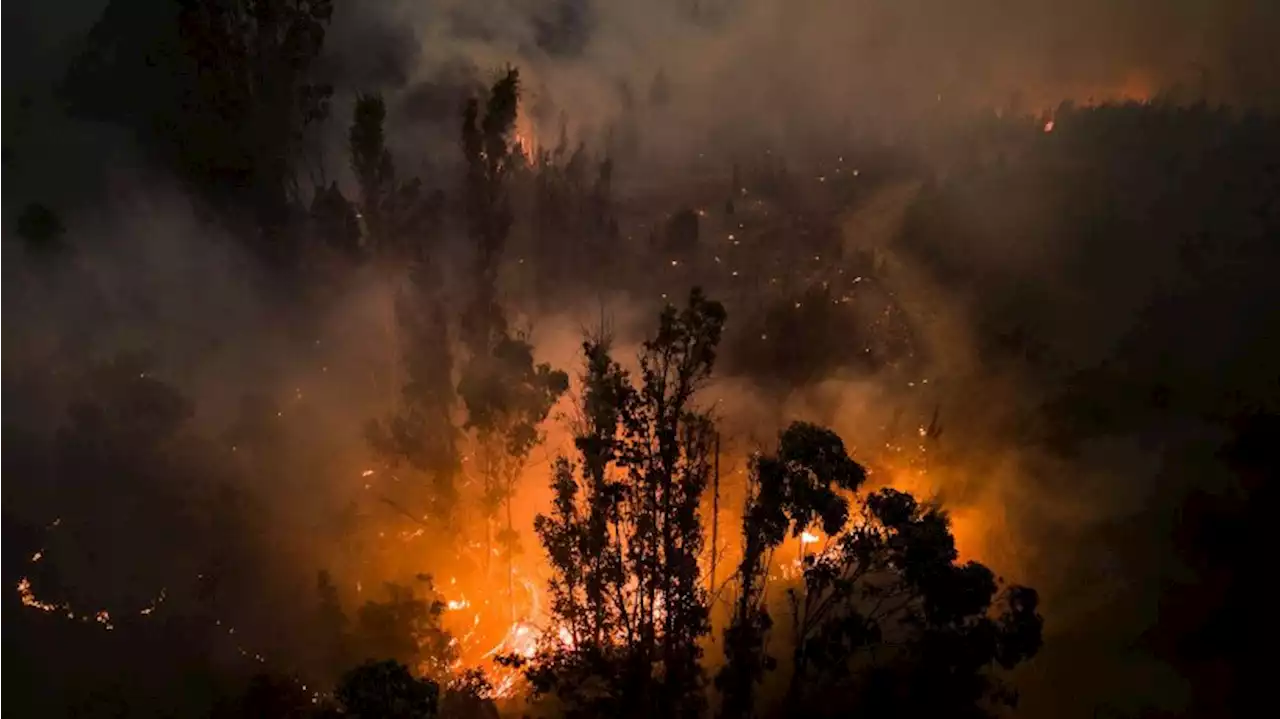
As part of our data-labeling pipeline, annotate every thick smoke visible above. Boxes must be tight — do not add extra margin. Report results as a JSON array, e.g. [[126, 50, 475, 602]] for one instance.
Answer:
[[4, 1, 1278, 717], [329, 0, 1280, 172]]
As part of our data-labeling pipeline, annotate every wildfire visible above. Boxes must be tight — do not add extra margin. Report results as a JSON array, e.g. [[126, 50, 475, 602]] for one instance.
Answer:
[[491, 621, 539, 660], [16, 577, 61, 613], [513, 133, 534, 161], [512, 105, 538, 162]]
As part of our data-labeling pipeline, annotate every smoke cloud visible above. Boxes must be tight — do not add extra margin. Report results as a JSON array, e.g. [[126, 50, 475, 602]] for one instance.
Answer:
[[325, 0, 1280, 173], [5, 1, 1279, 717]]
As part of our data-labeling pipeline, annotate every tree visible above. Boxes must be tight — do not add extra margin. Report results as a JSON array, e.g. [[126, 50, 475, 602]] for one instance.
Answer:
[[348, 93, 445, 260], [528, 129, 621, 307], [350, 92, 396, 250], [336, 660, 439, 719], [717, 422, 867, 718], [457, 329, 568, 612], [43, 353, 257, 614], [350, 88, 459, 527], [719, 422, 1044, 719], [366, 264, 462, 521], [64, 0, 337, 249], [315, 570, 352, 682], [457, 71, 568, 614], [460, 67, 522, 354], [310, 182, 362, 258], [439, 669, 501, 719], [233, 674, 316, 719], [513, 288, 727, 718], [1152, 412, 1277, 716], [349, 576, 457, 685]]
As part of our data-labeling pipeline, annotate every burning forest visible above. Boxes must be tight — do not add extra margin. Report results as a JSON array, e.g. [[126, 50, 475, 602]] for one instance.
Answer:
[[4, 1, 1280, 718]]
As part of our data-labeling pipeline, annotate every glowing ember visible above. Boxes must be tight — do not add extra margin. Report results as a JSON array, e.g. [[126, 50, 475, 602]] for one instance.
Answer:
[[1043, 120, 1055, 133], [16, 577, 60, 613], [800, 531, 820, 545]]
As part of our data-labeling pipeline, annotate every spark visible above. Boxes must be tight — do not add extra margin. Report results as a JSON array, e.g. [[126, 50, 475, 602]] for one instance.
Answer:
[[16, 577, 60, 612], [1044, 120, 1055, 133]]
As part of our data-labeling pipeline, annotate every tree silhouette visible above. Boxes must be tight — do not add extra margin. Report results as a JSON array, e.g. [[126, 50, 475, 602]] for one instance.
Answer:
[[348, 93, 445, 260], [439, 669, 501, 719], [64, 0, 337, 250], [336, 660, 439, 719], [350, 92, 396, 250], [1153, 412, 1277, 716], [39, 353, 258, 615], [457, 328, 568, 613], [366, 263, 462, 522], [350, 88, 459, 526], [718, 422, 867, 718], [528, 132, 621, 307], [513, 288, 727, 718], [719, 422, 1043, 718], [348, 576, 456, 685], [315, 570, 352, 682], [310, 182, 362, 258], [460, 67, 521, 354], [232, 673, 316, 719]]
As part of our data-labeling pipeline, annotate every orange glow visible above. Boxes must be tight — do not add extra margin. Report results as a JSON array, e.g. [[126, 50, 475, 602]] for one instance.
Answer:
[[15, 304, 1016, 700], [512, 104, 539, 162]]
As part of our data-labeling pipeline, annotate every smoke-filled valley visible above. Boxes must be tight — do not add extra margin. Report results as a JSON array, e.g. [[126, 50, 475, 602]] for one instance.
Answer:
[[4, 2, 1279, 718]]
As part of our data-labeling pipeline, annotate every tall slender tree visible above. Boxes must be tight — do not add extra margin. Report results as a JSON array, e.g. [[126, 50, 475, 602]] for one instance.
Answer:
[[460, 67, 521, 355], [456, 67, 568, 616], [457, 330, 568, 611], [356, 89, 457, 524], [514, 288, 727, 719]]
